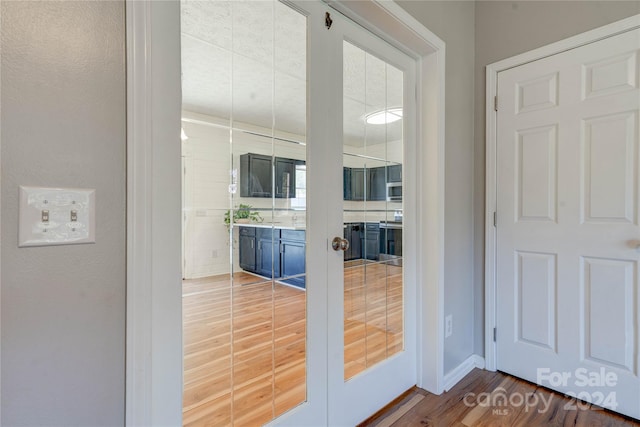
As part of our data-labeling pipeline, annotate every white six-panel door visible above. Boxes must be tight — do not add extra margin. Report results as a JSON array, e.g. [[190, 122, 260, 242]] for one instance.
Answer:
[[496, 28, 640, 418]]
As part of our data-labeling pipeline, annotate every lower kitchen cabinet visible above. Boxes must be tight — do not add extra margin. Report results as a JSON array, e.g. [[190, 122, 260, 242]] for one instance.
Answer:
[[379, 227, 403, 257], [280, 230, 306, 287], [257, 228, 281, 279], [238, 227, 256, 271], [363, 223, 380, 260], [238, 226, 305, 289], [343, 223, 363, 261]]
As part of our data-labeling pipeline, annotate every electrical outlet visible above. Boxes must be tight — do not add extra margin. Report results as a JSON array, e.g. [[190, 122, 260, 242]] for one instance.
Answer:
[[212, 250, 218, 258], [445, 315, 453, 338]]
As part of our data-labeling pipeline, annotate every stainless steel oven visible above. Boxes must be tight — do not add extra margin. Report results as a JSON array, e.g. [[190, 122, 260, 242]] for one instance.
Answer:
[[386, 182, 402, 202]]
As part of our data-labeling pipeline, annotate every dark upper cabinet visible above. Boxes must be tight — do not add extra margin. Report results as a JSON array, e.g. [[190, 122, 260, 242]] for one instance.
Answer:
[[368, 167, 386, 201], [240, 153, 299, 199], [387, 164, 402, 183], [350, 168, 367, 201], [343, 168, 352, 200], [343, 166, 391, 201], [238, 227, 256, 271], [240, 153, 271, 198], [275, 158, 296, 198]]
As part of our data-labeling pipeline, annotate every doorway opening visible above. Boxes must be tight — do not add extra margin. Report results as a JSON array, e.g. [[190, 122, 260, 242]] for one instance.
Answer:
[[180, 1, 407, 425], [125, 1, 446, 424]]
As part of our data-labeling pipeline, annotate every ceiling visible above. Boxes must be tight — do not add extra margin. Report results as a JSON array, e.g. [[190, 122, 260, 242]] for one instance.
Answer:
[[181, 0, 403, 146]]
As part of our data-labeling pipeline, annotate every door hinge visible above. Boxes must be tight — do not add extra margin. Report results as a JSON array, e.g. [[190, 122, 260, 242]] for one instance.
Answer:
[[494, 95, 498, 112], [493, 327, 497, 342], [493, 211, 497, 227]]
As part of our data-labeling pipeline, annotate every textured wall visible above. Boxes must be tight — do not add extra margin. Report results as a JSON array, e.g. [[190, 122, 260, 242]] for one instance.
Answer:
[[1, 1, 126, 424]]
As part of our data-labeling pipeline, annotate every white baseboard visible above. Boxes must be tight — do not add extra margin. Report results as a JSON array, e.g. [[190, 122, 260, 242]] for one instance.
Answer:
[[443, 354, 485, 392]]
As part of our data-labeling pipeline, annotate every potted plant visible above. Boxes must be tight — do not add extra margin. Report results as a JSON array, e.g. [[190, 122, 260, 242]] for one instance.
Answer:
[[224, 204, 263, 225]]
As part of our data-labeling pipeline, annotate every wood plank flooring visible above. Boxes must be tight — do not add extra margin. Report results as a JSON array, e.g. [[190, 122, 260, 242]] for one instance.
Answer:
[[183, 262, 404, 426], [183, 273, 306, 426], [360, 369, 640, 427]]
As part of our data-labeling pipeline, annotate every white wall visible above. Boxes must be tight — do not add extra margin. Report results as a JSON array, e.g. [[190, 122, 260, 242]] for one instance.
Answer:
[[1, 1, 126, 424]]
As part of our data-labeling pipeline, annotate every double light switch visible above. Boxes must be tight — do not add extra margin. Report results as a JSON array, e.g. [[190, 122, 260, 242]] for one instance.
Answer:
[[19, 186, 96, 247]]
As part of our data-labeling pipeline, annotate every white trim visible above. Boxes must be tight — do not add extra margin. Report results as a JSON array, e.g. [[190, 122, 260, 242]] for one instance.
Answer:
[[331, 0, 447, 397], [125, 2, 152, 423], [443, 355, 485, 392], [126, 1, 183, 425], [0, 0, 3, 420], [329, 1, 445, 55], [126, 0, 447, 423], [484, 13, 640, 373]]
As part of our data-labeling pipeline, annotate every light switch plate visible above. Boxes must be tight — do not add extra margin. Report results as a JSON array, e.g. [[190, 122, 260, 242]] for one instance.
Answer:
[[19, 186, 96, 247]]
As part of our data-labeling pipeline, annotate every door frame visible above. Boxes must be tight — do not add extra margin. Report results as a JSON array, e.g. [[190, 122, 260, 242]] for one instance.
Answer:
[[125, 0, 447, 424], [484, 14, 640, 372]]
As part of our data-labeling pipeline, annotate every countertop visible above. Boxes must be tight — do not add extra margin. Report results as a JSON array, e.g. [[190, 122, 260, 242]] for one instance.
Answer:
[[234, 222, 306, 231], [235, 221, 402, 231]]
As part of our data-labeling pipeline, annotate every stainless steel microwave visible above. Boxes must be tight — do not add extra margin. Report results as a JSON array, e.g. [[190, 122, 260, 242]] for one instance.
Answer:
[[386, 182, 402, 202]]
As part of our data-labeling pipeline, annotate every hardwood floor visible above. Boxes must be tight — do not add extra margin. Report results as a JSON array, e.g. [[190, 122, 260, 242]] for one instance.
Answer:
[[360, 369, 640, 427], [183, 272, 306, 426], [184, 268, 638, 427], [344, 262, 403, 379], [183, 262, 403, 426]]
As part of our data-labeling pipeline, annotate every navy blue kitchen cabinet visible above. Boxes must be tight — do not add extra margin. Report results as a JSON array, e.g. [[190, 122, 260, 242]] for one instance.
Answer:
[[257, 228, 281, 279], [238, 227, 256, 271], [343, 168, 352, 200], [343, 223, 363, 261], [363, 223, 380, 260], [280, 230, 306, 287], [240, 153, 298, 198], [350, 167, 367, 201], [379, 226, 403, 257], [387, 164, 402, 183], [368, 167, 386, 201], [275, 158, 296, 198], [238, 226, 305, 289], [240, 153, 272, 198], [343, 166, 390, 201]]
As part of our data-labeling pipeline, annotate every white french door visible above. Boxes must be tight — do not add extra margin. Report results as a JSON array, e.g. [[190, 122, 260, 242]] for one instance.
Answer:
[[271, 2, 417, 426], [496, 28, 640, 419], [128, 0, 435, 425], [325, 10, 417, 427]]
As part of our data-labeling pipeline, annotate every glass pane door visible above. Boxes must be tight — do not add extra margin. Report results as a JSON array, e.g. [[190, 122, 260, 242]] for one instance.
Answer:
[[180, 2, 416, 425], [343, 40, 405, 380], [327, 8, 417, 426], [181, 1, 309, 425]]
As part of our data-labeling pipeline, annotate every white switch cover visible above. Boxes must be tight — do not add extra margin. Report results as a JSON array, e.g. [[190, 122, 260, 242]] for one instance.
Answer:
[[19, 186, 96, 247]]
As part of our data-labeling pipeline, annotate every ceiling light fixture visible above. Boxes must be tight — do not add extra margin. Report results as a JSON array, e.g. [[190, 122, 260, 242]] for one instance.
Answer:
[[365, 108, 403, 125], [181, 127, 189, 141]]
